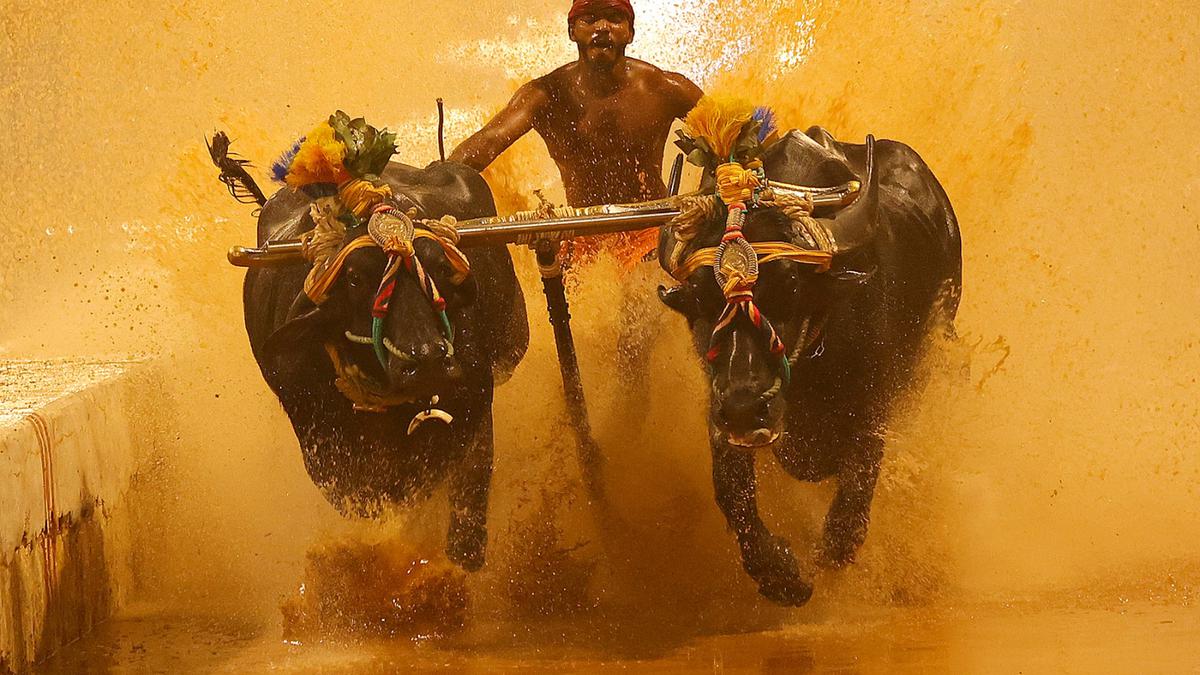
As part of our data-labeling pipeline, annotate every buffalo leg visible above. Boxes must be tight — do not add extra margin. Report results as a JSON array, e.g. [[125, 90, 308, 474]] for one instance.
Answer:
[[819, 431, 884, 568], [446, 407, 494, 571], [712, 443, 813, 606]]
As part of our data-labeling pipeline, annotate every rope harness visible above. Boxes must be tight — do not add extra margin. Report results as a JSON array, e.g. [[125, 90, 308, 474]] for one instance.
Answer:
[[301, 194, 471, 371], [667, 160, 835, 386]]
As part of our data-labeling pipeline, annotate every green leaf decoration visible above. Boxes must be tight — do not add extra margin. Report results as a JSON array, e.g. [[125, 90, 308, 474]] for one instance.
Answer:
[[675, 130, 714, 169], [329, 110, 398, 179], [686, 149, 710, 168], [673, 130, 698, 154], [731, 119, 765, 164]]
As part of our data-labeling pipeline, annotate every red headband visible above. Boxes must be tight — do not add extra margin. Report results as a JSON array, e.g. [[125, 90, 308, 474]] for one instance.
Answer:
[[568, 0, 634, 24]]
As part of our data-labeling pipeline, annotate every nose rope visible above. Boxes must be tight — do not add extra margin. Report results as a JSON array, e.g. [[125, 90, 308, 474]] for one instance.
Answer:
[[689, 158, 836, 387], [705, 197, 793, 385], [368, 204, 455, 368], [301, 201, 468, 370]]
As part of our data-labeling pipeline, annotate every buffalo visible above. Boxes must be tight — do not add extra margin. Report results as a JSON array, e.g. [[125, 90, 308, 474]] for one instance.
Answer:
[[658, 127, 962, 605], [241, 159, 528, 571]]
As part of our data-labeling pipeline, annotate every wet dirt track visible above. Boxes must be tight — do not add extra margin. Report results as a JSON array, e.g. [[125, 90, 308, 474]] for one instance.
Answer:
[[2, 0, 1199, 672], [35, 603, 1200, 672]]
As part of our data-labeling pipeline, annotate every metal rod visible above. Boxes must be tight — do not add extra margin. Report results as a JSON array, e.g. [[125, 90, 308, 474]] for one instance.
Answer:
[[226, 179, 861, 267], [456, 208, 679, 246], [667, 153, 684, 196], [436, 98, 446, 162], [228, 240, 306, 267]]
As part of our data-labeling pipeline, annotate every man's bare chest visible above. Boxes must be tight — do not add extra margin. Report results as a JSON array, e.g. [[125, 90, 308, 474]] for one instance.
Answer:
[[535, 88, 670, 153]]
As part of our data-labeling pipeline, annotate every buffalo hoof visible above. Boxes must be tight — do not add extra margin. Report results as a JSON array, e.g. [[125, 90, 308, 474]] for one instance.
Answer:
[[741, 534, 814, 607], [447, 513, 487, 572]]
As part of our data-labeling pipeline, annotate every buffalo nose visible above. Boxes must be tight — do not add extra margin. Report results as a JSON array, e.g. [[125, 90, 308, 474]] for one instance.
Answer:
[[417, 340, 448, 362], [719, 388, 771, 428], [417, 339, 461, 382]]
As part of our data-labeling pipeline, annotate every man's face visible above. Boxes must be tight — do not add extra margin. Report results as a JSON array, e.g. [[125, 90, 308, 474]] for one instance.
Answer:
[[569, 7, 633, 68]]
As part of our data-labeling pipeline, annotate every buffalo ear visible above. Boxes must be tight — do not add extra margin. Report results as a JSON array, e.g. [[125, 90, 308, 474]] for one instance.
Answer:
[[262, 296, 334, 358], [658, 284, 698, 317]]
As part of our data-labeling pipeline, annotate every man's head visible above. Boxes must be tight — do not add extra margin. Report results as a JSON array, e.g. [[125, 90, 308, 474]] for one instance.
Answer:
[[568, 0, 634, 68]]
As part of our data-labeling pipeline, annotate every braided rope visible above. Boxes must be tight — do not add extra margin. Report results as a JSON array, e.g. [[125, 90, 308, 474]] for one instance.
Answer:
[[715, 161, 763, 204], [415, 214, 470, 284], [759, 190, 834, 252], [701, 197, 792, 382], [664, 194, 720, 272], [706, 283, 787, 362], [364, 204, 458, 366], [296, 198, 468, 370], [304, 235, 376, 303], [300, 197, 346, 263], [339, 178, 393, 220], [672, 242, 832, 282]]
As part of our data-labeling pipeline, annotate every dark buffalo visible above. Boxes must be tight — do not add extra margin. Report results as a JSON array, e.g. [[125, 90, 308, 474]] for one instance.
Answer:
[[243, 160, 528, 570], [658, 128, 961, 605]]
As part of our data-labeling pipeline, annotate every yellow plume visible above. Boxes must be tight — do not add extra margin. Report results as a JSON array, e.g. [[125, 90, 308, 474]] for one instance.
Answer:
[[684, 95, 756, 161], [286, 122, 350, 188]]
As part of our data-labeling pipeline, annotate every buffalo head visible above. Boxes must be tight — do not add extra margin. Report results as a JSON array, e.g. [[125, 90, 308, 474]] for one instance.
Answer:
[[263, 201, 478, 413], [660, 137, 879, 448]]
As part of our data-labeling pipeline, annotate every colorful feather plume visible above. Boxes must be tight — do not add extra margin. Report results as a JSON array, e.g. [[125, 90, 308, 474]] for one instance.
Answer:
[[271, 112, 399, 189], [285, 121, 351, 188], [684, 96, 756, 161], [751, 106, 778, 144], [271, 136, 305, 184]]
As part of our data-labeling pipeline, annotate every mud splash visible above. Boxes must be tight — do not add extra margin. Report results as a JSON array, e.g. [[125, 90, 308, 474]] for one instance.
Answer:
[[3, 0, 1200, 665], [495, 484, 599, 618], [280, 534, 467, 642]]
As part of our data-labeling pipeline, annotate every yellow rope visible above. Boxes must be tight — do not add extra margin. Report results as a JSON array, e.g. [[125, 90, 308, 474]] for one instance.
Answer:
[[715, 161, 762, 204], [338, 178, 393, 220], [672, 241, 832, 282], [303, 228, 470, 304], [304, 235, 376, 303], [415, 216, 471, 284], [300, 197, 347, 265], [758, 190, 833, 252], [665, 168, 839, 282], [664, 194, 720, 272], [755, 242, 833, 271]]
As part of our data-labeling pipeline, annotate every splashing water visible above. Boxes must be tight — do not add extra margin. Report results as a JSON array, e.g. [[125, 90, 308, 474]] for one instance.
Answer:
[[280, 532, 468, 642], [5, 0, 1200, 669]]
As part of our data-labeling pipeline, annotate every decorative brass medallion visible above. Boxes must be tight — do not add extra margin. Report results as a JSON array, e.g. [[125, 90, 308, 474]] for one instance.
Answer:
[[713, 237, 759, 289], [367, 209, 415, 255]]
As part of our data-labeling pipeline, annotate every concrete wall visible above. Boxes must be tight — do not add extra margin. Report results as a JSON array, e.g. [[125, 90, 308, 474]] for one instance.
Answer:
[[0, 360, 159, 673]]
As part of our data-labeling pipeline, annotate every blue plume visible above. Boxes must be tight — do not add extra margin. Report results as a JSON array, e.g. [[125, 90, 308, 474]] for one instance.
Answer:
[[270, 136, 305, 184], [751, 106, 778, 143]]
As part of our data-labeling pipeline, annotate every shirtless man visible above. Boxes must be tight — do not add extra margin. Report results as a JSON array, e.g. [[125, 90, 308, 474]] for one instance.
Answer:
[[454, 0, 700, 419], [450, 0, 703, 209]]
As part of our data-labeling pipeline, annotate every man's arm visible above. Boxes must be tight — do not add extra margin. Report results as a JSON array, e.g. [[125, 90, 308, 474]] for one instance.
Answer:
[[662, 71, 704, 119], [449, 82, 548, 172]]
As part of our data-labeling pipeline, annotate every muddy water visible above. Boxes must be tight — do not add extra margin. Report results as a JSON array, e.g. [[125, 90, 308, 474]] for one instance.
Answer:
[[3, 0, 1199, 671]]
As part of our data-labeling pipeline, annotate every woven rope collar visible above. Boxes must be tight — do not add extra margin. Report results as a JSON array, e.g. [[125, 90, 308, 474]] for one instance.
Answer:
[[668, 161, 835, 385], [301, 205, 471, 370]]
